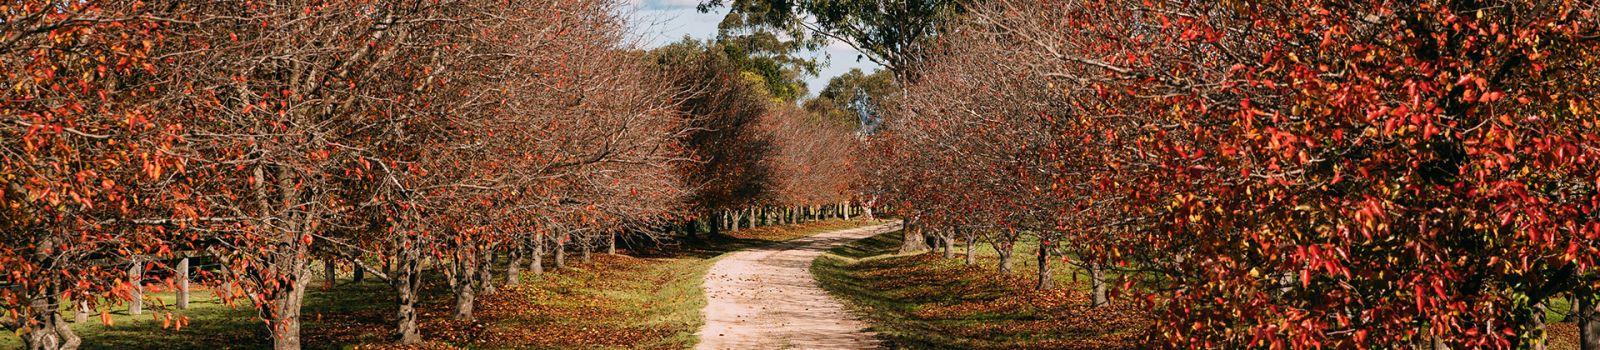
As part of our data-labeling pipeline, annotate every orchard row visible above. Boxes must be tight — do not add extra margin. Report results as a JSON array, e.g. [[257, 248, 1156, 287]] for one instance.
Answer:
[[868, 1, 1600, 349], [0, 1, 863, 349]]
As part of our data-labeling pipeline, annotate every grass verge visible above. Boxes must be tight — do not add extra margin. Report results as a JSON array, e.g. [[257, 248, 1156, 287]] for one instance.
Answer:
[[812, 229, 1150, 349]]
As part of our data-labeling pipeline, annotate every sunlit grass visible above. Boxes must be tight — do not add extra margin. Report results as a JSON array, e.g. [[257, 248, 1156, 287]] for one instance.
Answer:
[[813, 230, 1150, 349]]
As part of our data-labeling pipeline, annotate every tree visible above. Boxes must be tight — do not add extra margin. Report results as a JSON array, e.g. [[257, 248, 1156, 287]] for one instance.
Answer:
[[700, 0, 962, 81], [0, 2, 191, 349], [804, 68, 896, 130], [885, 0, 1600, 348]]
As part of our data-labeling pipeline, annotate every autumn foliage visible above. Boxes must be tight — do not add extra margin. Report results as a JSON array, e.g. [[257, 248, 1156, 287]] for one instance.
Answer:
[[874, 0, 1600, 349], [1, 0, 866, 349]]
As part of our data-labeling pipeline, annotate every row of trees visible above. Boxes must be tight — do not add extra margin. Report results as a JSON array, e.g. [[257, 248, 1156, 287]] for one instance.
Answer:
[[864, 0, 1600, 349], [0, 1, 865, 349]]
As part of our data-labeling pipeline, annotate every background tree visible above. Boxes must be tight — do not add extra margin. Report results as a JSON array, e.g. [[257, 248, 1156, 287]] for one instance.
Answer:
[[700, 0, 963, 81]]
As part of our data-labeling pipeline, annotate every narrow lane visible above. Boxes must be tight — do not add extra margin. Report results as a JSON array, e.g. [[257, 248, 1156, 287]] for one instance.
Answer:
[[695, 222, 900, 350]]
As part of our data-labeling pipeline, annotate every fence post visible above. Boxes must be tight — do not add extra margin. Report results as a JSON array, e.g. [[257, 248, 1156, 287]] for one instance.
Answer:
[[176, 258, 190, 309], [128, 262, 143, 315]]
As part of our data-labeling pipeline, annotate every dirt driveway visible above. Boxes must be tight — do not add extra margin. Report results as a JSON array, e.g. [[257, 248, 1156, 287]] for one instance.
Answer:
[[695, 222, 900, 350]]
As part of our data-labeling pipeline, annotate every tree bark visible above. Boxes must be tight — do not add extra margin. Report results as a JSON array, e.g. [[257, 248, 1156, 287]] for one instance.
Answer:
[[392, 249, 423, 344], [450, 253, 477, 321], [731, 210, 742, 232], [941, 232, 953, 259], [964, 237, 976, 265], [1036, 242, 1054, 290], [19, 284, 81, 350], [352, 259, 364, 283], [607, 232, 617, 255], [324, 259, 336, 289], [898, 221, 929, 254], [708, 212, 723, 237], [995, 242, 1014, 274], [581, 240, 593, 264], [1580, 291, 1600, 350], [1531, 301, 1547, 350], [453, 283, 475, 321], [478, 249, 496, 295], [532, 238, 546, 275], [506, 244, 524, 286], [1090, 261, 1108, 307], [554, 238, 567, 270], [176, 258, 190, 309], [267, 270, 309, 350], [684, 219, 700, 240]]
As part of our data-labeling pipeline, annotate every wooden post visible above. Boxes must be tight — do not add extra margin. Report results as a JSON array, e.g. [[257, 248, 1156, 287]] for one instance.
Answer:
[[74, 300, 89, 323], [128, 263, 143, 315], [176, 258, 190, 309]]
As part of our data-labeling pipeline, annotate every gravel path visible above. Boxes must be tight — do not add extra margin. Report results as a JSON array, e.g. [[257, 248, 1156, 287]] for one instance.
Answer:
[[695, 222, 900, 350]]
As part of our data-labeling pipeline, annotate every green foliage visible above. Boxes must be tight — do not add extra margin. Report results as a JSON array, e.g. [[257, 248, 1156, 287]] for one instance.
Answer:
[[803, 68, 896, 129], [701, 0, 963, 79]]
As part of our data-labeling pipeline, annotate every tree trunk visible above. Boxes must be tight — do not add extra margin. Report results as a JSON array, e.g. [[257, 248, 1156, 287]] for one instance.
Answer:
[[608, 232, 617, 255], [684, 219, 700, 240], [731, 210, 742, 232], [128, 263, 143, 315], [898, 222, 929, 254], [941, 232, 953, 259], [964, 237, 976, 265], [267, 272, 309, 350], [1036, 242, 1054, 290], [995, 242, 1014, 274], [506, 244, 524, 286], [1531, 301, 1547, 350], [450, 253, 477, 321], [554, 238, 567, 270], [581, 241, 593, 265], [532, 238, 546, 276], [863, 196, 876, 220], [478, 250, 496, 295], [709, 213, 723, 237], [1580, 291, 1600, 350], [176, 258, 190, 309], [1090, 261, 1108, 307], [453, 283, 475, 321], [324, 259, 336, 289], [19, 284, 81, 350], [352, 259, 364, 283], [392, 249, 423, 344]]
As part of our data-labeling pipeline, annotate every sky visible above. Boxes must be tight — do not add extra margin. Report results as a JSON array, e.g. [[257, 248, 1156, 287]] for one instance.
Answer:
[[624, 0, 882, 97]]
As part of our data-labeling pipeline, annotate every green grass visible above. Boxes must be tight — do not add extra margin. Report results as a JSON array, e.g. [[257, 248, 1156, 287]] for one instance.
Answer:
[[0, 219, 879, 350], [0, 270, 421, 350], [813, 230, 1149, 349]]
